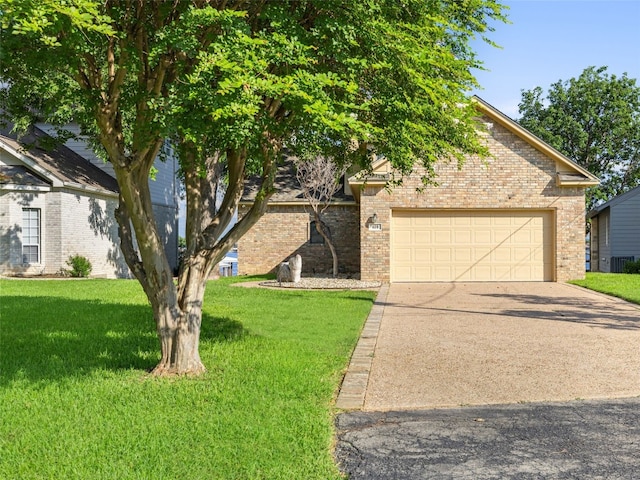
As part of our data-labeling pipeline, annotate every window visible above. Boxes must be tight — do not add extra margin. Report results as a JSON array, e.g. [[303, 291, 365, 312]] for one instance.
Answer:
[[309, 220, 325, 244], [22, 208, 40, 263]]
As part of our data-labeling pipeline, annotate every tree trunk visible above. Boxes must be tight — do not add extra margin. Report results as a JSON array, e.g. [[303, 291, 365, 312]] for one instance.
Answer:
[[313, 213, 339, 278], [151, 254, 211, 376], [113, 163, 207, 376], [111, 140, 278, 376]]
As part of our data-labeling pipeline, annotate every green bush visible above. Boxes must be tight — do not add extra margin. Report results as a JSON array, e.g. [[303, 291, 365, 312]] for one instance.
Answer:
[[66, 255, 93, 277], [623, 258, 640, 274]]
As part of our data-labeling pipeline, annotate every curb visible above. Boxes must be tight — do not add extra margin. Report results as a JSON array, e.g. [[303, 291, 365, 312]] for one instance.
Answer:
[[335, 283, 389, 410]]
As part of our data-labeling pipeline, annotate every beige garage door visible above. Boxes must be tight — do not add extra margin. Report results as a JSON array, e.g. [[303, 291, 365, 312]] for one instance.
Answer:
[[391, 210, 554, 282]]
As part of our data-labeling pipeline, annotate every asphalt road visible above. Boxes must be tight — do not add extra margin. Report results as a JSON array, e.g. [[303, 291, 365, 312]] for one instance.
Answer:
[[335, 397, 640, 479]]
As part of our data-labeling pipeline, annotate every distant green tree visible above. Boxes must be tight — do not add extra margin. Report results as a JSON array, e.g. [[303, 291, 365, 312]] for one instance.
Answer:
[[518, 66, 640, 210], [1, 0, 506, 375]]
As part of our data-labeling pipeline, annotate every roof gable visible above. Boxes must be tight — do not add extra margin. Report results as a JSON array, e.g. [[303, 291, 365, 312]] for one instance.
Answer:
[[0, 165, 50, 188], [0, 124, 118, 195], [348, 96, 600, 199], [588, 185, 640, 218], [472, 96, 599, 187]]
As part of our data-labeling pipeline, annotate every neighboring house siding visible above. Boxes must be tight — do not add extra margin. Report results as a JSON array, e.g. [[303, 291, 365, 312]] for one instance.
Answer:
[[611, 193, 640, 258], [238, 204, 360, 276], [35, 123, 116, 177], [359, 119, 587, 283], [152, 202, 179, 273], [590, 187, 640, 272], [595, 209, 612, 272]]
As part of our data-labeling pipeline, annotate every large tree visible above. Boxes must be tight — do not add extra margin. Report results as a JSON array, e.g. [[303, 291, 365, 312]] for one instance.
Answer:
[[518, 66, 640, 210], [0, 0, 506, 375]]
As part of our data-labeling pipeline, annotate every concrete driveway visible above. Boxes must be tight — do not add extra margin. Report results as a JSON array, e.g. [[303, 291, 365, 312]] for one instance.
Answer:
[[337, 282, 640, 411]]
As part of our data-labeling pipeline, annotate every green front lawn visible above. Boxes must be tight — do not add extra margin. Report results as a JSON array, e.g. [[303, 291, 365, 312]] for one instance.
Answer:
[[0, 277, 376, 479], [569, 273, 640, 305]]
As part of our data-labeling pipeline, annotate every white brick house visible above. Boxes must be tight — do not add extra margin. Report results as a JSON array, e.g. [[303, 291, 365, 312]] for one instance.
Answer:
[[0, 124, 179, 278]]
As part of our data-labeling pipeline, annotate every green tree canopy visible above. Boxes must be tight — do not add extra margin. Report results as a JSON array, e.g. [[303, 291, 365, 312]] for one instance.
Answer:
[[518, 66, 640, 210], [1, 0, 506, 375]]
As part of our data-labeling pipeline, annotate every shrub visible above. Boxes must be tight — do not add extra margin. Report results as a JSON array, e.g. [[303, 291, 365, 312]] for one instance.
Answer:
[[66, 255, 93, 278], [623, 258, 640, 274]]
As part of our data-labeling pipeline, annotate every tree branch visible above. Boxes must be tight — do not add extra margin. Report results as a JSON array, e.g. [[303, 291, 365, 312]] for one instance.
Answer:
[[115, 196, 148, 289]]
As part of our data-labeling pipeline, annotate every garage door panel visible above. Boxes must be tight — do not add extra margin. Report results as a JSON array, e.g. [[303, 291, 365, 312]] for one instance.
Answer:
[[533, 249, 546, 261], [454, 248, 472, 262], [454, 216, 471, 226], [494, 265, 513, 280], [395, 248, 412, 262], [414, 266, 432, 279], [453, 266, 472, 281], [513, 265, 535, 280], [394, 228, 412, 244], [473, 247, 492, 262], [434, 266, 453, 281], [394, 265, 412, 279], [434, 230, 451, 243], [391, 211, 554, 282], [414, 248, 431, 261], [474, 230, 492, 244], [454, 230, 472, 243], [395, 216, 412, 227], [434, 217, 452, 226], [513, 229, 534, 243], [474, 217, 491, 226], [414, 231, 431, 244], [434, 248, 451, 262], [494, 229, 514, 242], [514, 247, 532, 261], [493, 247, 512, 262], [494, 216, 512, 226], [474, 265, 492, 279]]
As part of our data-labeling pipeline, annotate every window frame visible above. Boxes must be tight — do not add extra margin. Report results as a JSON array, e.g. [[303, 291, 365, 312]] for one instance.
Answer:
[[22, 208, 41, 264]]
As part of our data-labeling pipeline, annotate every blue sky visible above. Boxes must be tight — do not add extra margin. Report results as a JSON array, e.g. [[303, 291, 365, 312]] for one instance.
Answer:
[[470, 0, 640, 118]]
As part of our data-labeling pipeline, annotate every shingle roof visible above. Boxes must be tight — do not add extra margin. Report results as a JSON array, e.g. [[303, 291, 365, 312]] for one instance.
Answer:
[[0, 124, 119, 194], [587, 184, 640, 218], [241, 154, 354, 203]]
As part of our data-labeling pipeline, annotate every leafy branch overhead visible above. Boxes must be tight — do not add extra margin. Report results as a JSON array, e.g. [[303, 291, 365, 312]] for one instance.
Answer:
[[518, 66, 640, 210], [0, 0, 507, 375]]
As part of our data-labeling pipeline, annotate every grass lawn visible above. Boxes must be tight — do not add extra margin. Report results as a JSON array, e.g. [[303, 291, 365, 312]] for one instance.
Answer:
[[0, 277, 376, 479], [569, 273, 640, 305]]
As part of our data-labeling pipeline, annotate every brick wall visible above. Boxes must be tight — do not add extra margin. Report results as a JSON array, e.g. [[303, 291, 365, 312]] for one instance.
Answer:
[[359, 118, 587, 283], [0, 189, 130, 277], [237, 203, 360, 276], [58, 191, 130, 278]]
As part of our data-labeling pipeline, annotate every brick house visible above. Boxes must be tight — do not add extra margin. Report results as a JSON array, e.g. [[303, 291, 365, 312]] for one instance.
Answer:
[[0, 124, 179, 278], [238, 160, 361, 276], [238, 97, 599, 282]]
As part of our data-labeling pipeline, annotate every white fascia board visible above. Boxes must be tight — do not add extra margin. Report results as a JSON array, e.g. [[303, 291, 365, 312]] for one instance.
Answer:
[[0, 184, 52, 193], [63, 182, 119, 198]]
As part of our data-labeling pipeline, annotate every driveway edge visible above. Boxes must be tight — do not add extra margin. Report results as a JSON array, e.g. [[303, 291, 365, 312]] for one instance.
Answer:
[[335, 284, 389, 410]]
